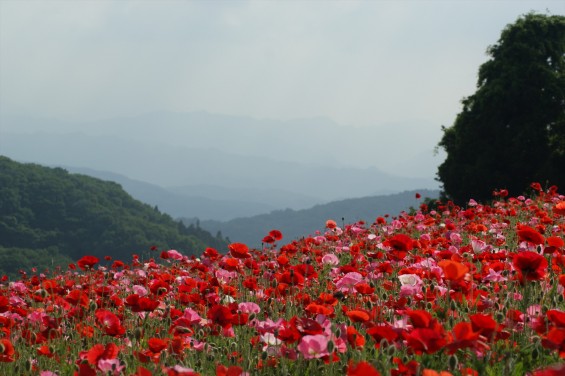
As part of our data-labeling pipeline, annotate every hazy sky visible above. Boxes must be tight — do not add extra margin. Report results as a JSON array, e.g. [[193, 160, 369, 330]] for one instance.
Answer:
[[1, 0, 563, 129]]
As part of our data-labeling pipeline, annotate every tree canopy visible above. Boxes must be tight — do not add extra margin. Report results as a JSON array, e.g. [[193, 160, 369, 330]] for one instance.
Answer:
[[0, 156, 227, 278], [437, 13, 565, 205]]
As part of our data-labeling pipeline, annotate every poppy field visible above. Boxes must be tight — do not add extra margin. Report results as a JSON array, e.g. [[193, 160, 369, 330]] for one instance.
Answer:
[[2, 184, 565, 375]]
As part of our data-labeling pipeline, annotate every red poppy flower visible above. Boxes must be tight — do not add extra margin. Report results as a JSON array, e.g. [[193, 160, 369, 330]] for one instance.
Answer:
[[346, 310, 370, 323], [0, 338, 15, 362], [386, 234, 414, 252], [207, 304, 234, 328], [354, 282, 375, 295], [531, 182, 543, 191], [326, 219, 337, 229], [277, 270, 305, 286], [125, 294, 160, 312], [469, 313, 505, 340], [547, 310, 565, 328], [216, 364, 244, 376], [95, 309, 125, 336], [204, 247, 220, 260], [347, 360, 380, 376], [165, 365, 200, 376], [422, 371, 453, 376], [438, 260, 469, 282], [446, 322, 480, 353], [83, 342, 119, 365], [262, 235, 275, 244], [221, 258, 240, 271], [347, 326, 366, 349], [547, 236, 564, 249], [147, 338, 168, 353], [366, 324, 399, 345], [132, 367, 153, 376], [531, 363, 565, 376], [305, 303, 334, 316], [553, 201, 565, 216], [37, 345, 55, 358], [277, 254, 289, 265], [517, 225, 545, 245], [406, 310, 433, 328], [269, 229, 283, 241], [513, 251, 548, 281], [404, 327, 447, 354], [294, 264, 318, 279], [76, 323, 95, 338], [243, 277, 258, 290], [384, 234, 414, 260], [292, 316, 324, 335], [541, 327, 565, 357], [76, 362, 97, 376], [66, 289, 90, 307], [228, 243, 251, 259], [77, 255, 99, 270]]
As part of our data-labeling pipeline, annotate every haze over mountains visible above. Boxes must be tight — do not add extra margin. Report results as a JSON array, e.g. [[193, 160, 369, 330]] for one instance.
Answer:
[[185, 189, 440, 247], [1, 111, 442, 220]]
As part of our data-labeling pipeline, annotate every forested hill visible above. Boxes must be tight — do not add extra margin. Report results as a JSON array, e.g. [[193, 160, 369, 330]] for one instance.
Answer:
[[0, 156, 227, 277]]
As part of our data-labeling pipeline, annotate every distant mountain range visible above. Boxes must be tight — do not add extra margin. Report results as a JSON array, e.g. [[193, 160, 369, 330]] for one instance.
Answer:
[[60, 166, 321, 220], [183, 189, 440, 247], [1, 111, 442, 220], [1, 110, 446, 178], [61, 164, 439, 247]]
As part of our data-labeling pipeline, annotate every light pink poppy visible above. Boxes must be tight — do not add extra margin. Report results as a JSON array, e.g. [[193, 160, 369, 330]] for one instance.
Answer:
[[298, 334, 329, 359]]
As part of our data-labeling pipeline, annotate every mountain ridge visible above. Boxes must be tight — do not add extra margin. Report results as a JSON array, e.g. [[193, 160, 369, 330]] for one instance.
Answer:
[[185, 189, 440, 247]]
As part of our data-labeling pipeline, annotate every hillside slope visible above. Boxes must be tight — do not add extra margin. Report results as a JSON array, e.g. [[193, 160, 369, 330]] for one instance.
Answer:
[[0, 156, 227, 277], [187, 189, 439, 246]]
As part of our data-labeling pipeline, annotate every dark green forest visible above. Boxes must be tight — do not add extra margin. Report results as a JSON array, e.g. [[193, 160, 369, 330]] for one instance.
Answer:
[[0, 156, 227, 278]]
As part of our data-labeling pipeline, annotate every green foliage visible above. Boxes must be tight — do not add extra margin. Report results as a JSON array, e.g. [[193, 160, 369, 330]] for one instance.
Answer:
[[0, 246, 73, 279], [437, 13, 565, 205], [0, 156, 227, 277]]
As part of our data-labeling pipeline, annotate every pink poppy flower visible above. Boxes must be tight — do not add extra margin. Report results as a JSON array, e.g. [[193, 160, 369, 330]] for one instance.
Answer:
[[321, 253, 340, 266], [336, 272, 363, 293], [298, 334, 329, 359]]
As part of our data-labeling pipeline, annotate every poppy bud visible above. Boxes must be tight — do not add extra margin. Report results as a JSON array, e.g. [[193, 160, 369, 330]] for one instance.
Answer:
[[25, 359, 33, 373], [327, 340, 335, 353], [175, 326, 191, 334], [449, 354, 458, 370], [134, 327, 143, 340], [531, 346, 540, 360], [380, 339, 389, 349], [89, 301, 97, 311]]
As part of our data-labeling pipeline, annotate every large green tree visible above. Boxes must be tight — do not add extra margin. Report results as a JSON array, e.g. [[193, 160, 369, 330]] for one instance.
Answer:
[[437, 13, 565, 205]]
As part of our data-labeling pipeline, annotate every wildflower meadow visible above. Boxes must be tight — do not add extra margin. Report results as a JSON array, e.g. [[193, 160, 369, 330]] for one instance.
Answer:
[[2, 183, 565, 376]]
